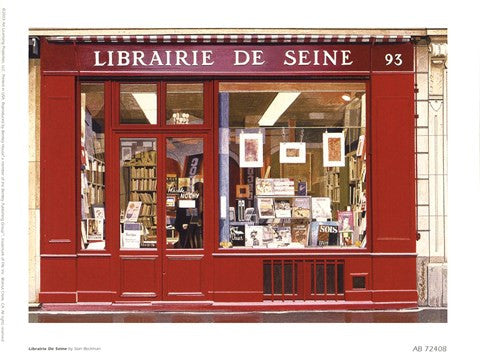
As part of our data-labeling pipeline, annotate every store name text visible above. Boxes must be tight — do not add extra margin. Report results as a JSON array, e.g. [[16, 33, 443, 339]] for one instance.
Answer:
[[93, 49, 354, 67]]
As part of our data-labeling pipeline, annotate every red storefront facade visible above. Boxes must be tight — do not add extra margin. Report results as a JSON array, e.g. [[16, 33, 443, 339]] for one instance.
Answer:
[[38, 34, 416, 310]]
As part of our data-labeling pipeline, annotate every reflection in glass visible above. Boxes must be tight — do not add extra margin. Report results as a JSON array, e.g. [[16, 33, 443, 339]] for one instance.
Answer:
[[120, 138, 157, 249], [166, 138, 204, 248], [166, 83, 204, 125], [120, 84, 157, 124], [80, 83, 106, 250], [218, 82, 367, 249]]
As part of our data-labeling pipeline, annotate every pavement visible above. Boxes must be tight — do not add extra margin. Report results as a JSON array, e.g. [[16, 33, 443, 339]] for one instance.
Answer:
[[29, 307, 447, 323]]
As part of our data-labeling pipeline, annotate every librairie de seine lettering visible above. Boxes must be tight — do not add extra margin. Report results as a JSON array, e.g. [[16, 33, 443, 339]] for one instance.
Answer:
[[93, 49, 354, 67]]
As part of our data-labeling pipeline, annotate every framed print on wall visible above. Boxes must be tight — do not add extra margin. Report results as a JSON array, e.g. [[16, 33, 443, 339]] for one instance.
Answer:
[[239, 132, 263, 168], [279, 142, 306, 163], [323, 132, 345, 167]]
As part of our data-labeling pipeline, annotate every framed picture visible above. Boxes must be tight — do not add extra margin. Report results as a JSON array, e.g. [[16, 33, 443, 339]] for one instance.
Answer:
[[121, 146, 132, 161], [323, 132, 345, 167], [279, 142, 306, 163], [236, 184, 250, 198], [239, 132, 263, 168], [244, 207, 255, 222]]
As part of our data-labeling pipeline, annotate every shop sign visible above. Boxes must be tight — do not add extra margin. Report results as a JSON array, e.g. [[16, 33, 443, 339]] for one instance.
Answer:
[[69, 44, 413, 74]]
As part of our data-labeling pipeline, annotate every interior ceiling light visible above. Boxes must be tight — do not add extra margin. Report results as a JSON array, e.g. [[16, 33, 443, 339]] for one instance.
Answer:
[[342, 94, 352, 102], [258, 92, 301, 126], [132, 93, 157, 124]]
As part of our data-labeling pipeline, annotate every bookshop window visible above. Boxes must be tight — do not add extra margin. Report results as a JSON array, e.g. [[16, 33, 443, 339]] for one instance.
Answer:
[[80, 83, 106, 250], [166, 83, 204, 125], [218, 82, 367, 249], [165, 138, 204, 249], [120, 138, 157, 249], [119, 83, 157, 124]]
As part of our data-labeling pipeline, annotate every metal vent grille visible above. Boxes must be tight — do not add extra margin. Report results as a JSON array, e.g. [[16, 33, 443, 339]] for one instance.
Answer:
[[263, 259, 344, 301]]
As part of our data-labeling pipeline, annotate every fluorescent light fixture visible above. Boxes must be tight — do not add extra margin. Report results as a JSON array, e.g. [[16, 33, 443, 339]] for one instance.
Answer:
[[309, 112, 325, 120], [132, 93, 157, 124], [258, 92, 300, 126], [342, 94, 351, 102]]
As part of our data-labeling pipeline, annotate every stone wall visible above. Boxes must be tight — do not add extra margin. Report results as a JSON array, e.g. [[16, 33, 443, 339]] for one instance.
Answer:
[[415, 39, 448, 307]]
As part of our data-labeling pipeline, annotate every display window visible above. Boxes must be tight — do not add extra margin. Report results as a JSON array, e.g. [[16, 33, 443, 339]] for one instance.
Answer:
[[218, 82, 367, 249], [80, 82, 106, 250]]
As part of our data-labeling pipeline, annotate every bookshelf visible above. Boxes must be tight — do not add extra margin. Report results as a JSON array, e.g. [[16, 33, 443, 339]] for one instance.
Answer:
[[81, 154, 106, 249], [127, 164, 157, 247]]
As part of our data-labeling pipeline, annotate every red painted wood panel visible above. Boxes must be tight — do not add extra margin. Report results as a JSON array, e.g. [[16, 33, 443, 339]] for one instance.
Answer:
[[371, 256, 417, 302], [371, 74, 416, 253], [40, 75, 76, 254], [213, 257, 263, 302], [164, 255, 205, 300], [39, 257, 77, 303], [119, 256, 160, 298], [77, 256, 112, 292]]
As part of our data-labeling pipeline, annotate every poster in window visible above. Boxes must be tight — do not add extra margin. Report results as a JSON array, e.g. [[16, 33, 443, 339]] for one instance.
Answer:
[[279, 142, 306, 163], [125, 201, 142, 222], [239, 132, 263, 168], [323, 132, 345, 167], [183, 154, 203, 177]]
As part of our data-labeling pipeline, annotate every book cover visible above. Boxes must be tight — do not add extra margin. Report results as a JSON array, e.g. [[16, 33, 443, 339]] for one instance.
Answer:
[[255, 178, 274, 195], [311, 197, 332, 220], [338, 210, 354, 246], [309, 221, 319, 246], [292, 197, 311, 219], [338, 211, 354, 232], [230, 225, 245, 247], [273, 226, 292, 247], [245, 225, 264, 247], [274, 199, 291, 218], [262, 225, 275, 246], [258, 197, 275, 219], [318, 221, 339, 246], [125, 201, 142, 222], [291, 222, 309, 246]]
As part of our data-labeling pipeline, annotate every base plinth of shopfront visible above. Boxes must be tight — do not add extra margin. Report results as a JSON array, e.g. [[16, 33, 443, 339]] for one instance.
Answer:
[[37, 300, 417, 312]]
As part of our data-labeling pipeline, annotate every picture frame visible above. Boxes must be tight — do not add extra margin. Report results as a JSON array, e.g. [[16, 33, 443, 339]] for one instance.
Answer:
[[323, 132, 345, 167], [239, 132, 263, 168], [279, 142, 306, 163], [243, 207, 255, 222], [236, 184, 250, 198]]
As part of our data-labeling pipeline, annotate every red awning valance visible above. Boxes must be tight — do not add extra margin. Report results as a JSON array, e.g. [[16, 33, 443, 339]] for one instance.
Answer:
[[46, 34, 411, 44]]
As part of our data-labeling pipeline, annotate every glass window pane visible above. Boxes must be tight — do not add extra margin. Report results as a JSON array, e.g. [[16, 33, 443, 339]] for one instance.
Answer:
[[80, 83, 106, 250], [166, 138, 204, 248], [166, 83, 204, 125], [120, 84, 157, 124], [120, 138, 157, 249], [218, 82, 367, 249]]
